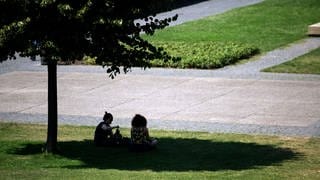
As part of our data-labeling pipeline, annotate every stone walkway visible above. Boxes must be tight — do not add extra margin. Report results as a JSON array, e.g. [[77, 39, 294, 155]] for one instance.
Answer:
[[1, 69, 320, 137], [1, 0, 320, 137], [137, 0, 263, 26]]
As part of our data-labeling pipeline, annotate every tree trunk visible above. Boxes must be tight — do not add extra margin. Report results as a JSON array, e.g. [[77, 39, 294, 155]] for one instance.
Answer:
[[46, 58, 58, 153]]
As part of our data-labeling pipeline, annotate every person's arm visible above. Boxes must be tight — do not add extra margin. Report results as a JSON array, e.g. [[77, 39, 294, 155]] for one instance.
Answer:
[[145, 127, 150, 139], [101, 124, 113, 137]]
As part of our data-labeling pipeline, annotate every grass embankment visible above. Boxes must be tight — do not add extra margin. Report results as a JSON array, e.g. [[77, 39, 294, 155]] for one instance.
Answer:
[[145, 0, 320, 69], [263, 47, 320, 74], [1, 123, 320, 179]]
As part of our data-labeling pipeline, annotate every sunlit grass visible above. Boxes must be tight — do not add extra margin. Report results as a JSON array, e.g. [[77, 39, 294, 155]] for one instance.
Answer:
[[144, 0, 320, 69]]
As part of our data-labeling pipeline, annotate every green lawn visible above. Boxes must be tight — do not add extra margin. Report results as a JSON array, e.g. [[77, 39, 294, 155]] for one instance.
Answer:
[[263, 47, 320, 74], [1, 123, 320, 179], [144, 0, 320, 69]]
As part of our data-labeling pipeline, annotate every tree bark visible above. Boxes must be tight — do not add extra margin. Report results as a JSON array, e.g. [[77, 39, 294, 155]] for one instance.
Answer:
[[46, 58, 58, 153]]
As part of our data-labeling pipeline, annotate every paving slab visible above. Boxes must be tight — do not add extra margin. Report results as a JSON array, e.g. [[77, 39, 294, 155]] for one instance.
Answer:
[[1, 71, 320, 137]]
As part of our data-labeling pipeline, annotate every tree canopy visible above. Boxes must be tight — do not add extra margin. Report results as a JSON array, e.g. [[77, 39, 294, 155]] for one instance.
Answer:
[[0, 0, 177, 152], [0, 0, 177, 77]]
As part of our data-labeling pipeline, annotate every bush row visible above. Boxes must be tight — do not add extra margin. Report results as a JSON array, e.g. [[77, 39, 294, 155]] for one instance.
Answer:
[[150, 41, 259, 69]]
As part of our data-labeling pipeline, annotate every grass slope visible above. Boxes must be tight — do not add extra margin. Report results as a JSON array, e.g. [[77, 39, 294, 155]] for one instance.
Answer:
[[145, 0, 320, 68], [0, 123, 320, 179]]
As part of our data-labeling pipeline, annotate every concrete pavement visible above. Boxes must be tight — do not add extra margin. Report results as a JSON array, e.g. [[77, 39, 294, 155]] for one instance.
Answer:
[[0, 70, 319, 136], [136, 0, 263, 27]]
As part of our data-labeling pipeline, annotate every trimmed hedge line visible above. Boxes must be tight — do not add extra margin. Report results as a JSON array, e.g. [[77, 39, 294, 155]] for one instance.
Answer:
[[151, 41, 259, 69]]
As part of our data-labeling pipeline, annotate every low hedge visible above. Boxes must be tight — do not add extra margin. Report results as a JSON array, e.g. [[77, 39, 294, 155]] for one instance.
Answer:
[[150, 41, 259, 69]]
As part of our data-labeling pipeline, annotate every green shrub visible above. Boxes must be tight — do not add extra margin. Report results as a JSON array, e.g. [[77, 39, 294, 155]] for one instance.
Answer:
[[151, 41, 259, 69], [82, 55, 97, 65]]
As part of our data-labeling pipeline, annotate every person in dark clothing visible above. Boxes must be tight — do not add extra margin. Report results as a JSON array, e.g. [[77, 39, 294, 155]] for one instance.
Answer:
[[94, 112, 120, 146]]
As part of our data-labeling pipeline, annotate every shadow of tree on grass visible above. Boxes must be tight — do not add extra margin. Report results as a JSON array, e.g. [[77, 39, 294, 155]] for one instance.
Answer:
[[12, 137, 300, 171]]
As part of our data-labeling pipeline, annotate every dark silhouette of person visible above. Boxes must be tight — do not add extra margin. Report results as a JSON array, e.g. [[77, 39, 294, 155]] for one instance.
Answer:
[[130, 114, 158, 152], [94, 111, 120, 146]]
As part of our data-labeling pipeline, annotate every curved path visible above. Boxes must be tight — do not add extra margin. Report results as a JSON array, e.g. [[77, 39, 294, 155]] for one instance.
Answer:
[[1, 0, 320, 137], [137, 0, 263, 26]]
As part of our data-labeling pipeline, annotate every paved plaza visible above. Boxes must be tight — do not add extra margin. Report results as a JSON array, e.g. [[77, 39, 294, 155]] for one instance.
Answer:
[[1, 63, 320, 136]]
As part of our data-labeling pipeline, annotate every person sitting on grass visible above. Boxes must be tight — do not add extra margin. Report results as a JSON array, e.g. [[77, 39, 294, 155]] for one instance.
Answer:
[[94, 111, 123, 147], [130, 114, 158, 152]]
